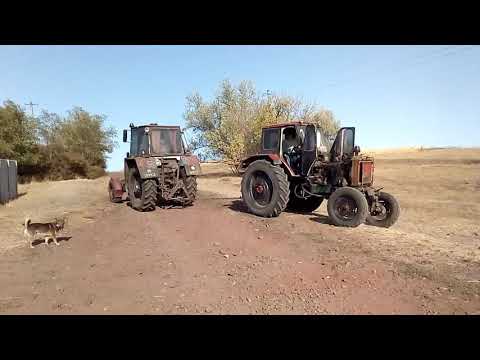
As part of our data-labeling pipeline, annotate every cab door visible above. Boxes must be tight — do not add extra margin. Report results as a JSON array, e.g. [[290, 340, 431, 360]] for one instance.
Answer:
[[301, 124, 317, 175], [331, 127, 355, 160]]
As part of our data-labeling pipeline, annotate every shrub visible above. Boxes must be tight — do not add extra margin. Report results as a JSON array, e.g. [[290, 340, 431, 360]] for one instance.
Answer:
[[86, 166, 106, 179], [1, 100, 117, 182]]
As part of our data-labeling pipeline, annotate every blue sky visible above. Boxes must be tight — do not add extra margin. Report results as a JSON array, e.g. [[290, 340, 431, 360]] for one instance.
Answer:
[[1, 45, 479, 171]]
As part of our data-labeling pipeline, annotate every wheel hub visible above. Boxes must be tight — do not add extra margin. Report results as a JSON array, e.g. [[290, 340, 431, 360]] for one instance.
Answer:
[[249, 171, 273, 206], [336, 197, 357, 220], [254, 184, 265, 194], [371, 203, 388, 219]]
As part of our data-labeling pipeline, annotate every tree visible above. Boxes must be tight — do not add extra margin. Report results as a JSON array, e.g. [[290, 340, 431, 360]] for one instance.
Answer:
[[184, 80, 340, 173], [1, 100, 117, 181], [0, 100, 39, 166], [59, 107, 117, 169], [36, 107, 117, 179]]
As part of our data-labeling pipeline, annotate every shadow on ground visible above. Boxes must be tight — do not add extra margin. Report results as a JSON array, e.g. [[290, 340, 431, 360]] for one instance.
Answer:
[[309, 214, 332, 225], [226, 200, 251, 214], [198, 172, 241, 179], [32, 236, 72, 247], [226, 199, 333, 225]]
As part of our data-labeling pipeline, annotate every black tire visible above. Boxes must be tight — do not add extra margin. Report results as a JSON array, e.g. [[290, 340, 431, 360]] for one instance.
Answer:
[[366, 191, 400, 228], [183, 176, 197, 205], [241, 160, 290, 218], [128, 168, 157, 212], [327, 187, 369, 227], [287, 193, 324, 213]]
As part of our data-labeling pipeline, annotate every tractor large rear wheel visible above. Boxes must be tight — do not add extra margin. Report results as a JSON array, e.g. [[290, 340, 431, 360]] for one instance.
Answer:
[[327, 187, 368, 227], [128, 169, 157, 212], [241, 160, 290, 218]]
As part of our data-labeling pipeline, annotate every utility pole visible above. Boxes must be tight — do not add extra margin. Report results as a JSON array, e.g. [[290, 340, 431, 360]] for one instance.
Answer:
[[24, 101, 38, 117]]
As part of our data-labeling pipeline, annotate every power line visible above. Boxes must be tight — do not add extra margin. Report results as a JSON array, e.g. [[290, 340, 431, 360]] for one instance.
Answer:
[[321, 45, 478, 93], [324, 46, 453, 90], [24, 101, 38, 117], [322, 46, 451, 88]]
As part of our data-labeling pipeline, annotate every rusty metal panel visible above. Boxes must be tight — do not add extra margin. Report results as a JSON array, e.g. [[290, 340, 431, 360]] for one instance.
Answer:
[[8, 160, 17, 200], [180, 155, 202, 176], [361, 161, 374, 185], [134, 157, 158, 179], [350, 158, 361, 186], [0, 159, 18, 204], [0, 160, 9, 204]]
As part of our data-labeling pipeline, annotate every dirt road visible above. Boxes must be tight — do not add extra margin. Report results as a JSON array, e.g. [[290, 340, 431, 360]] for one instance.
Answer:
[[1, 191, 479, 314]]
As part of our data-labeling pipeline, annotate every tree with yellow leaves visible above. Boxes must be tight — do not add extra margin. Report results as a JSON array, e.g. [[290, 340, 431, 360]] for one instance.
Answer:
[[184, 80, 340, 173]]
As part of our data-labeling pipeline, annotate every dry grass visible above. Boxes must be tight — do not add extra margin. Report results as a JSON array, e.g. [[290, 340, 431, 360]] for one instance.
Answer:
[[0, 177, 116, 251]]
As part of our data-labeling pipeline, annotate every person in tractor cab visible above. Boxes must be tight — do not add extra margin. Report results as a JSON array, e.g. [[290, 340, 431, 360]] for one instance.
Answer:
[[282, 127, 301, 172]]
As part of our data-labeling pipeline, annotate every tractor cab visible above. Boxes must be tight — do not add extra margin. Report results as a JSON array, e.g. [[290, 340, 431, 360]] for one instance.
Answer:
[[260, 122, 357, 176], [123, 123, 189, 158]]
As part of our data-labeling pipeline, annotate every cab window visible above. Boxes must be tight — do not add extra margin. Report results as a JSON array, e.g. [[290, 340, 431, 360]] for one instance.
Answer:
[[343, 128, 354, 155], [304, 126, 316, 151], [262, 128, 280, 151]]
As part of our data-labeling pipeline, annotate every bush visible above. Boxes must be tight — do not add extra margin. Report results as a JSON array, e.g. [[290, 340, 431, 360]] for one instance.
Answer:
[[86, 166, 106, 179], [1, 100, 117, 182]]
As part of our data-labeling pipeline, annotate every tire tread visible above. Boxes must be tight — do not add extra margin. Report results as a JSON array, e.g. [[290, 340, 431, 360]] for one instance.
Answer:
[[241, 160, 290, 218]]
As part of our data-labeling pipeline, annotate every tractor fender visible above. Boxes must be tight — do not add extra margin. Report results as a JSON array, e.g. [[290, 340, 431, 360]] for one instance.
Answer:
[[108, 177, 124, 199], [179, 155, 202, 176], [127, 157, 158, 179], [238, 154, 296, 177]]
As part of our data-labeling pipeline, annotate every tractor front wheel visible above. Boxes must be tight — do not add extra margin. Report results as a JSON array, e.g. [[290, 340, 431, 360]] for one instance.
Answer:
[[366, 191, 400, 228], [327, 187, 369, 227], [128, 169, 157, 212], [241, 160, 290, 218]]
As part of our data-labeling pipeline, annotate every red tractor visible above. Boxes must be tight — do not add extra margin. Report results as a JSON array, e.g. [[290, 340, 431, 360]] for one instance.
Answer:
[[108, 123, 201, 211], [239, 122, 400, 227]]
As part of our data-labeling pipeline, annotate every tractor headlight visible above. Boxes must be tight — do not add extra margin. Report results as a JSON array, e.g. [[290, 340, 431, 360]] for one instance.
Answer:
[[190, 165, 196, 171]]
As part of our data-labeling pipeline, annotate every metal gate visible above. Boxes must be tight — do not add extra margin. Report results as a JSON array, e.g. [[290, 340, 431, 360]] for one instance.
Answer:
[[0, 159, 18, 204]]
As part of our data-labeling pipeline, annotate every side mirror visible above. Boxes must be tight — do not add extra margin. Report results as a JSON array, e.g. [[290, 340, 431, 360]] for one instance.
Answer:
[[123, 129, 128, 143], [126, 152, 130, 158]]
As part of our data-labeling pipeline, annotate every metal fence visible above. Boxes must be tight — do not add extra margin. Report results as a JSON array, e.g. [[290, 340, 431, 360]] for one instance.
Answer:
[[0, 159, 18, 204]]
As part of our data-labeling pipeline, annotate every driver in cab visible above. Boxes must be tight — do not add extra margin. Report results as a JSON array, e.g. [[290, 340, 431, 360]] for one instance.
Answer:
[[282, 127, 301, 170]]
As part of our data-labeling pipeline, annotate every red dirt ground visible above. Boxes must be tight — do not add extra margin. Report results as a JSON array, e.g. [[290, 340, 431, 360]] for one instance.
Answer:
[[1, 196, 478, 314]]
